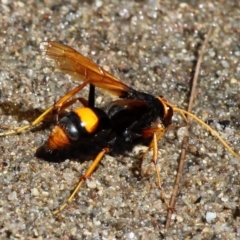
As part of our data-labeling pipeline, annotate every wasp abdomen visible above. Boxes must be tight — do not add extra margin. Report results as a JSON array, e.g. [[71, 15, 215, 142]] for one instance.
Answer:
[[46, 107, 110, 150]]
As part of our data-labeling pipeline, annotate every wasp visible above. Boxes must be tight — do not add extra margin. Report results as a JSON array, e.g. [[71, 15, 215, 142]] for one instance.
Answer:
[[0, 41, 239, 214]]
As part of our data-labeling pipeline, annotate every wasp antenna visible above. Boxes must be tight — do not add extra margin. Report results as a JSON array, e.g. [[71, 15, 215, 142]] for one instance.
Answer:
[[173, 107, 240, 161]]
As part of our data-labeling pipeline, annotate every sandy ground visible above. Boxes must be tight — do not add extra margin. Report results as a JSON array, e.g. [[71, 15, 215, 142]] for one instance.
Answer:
[[0, 0, 240, 239]]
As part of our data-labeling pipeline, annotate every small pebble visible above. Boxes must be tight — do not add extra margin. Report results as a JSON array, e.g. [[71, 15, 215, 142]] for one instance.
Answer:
[[206, 212, 217, 223], [8, 191, 17, 201]]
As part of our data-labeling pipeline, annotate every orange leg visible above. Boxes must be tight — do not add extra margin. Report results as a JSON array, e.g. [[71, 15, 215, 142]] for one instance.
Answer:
[[0, 81, 90, 136], [52, 148, 110, 215], [140, 126, 172, 207], [141, 126, 166, 186], [52, 97, 89, 122], [53, 81, 90, 110], [56, 97, 89, 111]]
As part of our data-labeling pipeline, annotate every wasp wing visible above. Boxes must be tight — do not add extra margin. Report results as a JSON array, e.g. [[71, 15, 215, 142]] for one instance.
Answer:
[[40, 41, 130, 98]]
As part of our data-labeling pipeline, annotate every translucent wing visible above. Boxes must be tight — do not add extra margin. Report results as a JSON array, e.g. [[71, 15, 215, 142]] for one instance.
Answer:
[[40, 41, 130, 98]]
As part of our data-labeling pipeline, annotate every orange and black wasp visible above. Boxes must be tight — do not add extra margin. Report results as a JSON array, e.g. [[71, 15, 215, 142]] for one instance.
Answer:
[[1, 41, 239, 214]]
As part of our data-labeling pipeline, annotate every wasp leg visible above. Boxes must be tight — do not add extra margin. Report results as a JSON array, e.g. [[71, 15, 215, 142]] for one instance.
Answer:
[[52, 147, 110, 215], [52, 96, 89, 123], [0, 81, 90, 136], [58, 97, 89, 110], [53, 84, 95, 121], [141, 127, 166, 185], [140, 127, 171, 208]]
